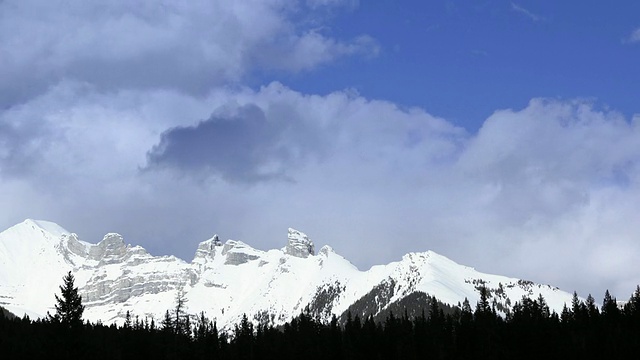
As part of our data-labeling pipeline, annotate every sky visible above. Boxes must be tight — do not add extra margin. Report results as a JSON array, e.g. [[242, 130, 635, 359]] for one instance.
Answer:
[[1, 0, 639, 301]]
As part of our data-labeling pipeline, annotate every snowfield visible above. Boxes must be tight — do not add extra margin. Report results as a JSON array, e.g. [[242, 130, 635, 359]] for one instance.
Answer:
[[0, 219, 576, 330]]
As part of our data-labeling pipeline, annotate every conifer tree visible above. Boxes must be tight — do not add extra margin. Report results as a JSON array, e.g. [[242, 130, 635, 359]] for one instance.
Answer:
[[51, 271, 85, 327], [624, 285, 640, 318], [571, 291, 587, 323], [560, 303, 571, 324], [124, 310, 132, 329], [161, 310, 173, 333], [537, 293, 550, 319], [601, 290, 619, 319], [173, 288, 191, 337], [475, 286, 492, 317], [585, 294, 599, 319], [460, 297, 473, 325]]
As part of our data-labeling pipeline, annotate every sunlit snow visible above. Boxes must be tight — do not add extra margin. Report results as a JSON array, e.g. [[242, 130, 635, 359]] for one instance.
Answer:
[[0, 219, 576, 330]]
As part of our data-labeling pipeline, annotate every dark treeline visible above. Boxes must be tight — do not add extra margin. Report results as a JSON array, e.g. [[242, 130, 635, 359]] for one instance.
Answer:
[[2, 285, 640, 359]]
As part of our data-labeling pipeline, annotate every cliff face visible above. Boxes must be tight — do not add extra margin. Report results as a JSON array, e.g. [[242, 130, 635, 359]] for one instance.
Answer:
[[0, 219, 576, 331]]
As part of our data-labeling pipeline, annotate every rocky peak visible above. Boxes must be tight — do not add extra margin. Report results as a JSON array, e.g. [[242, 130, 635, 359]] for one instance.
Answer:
[[89, 233, 128, 264], [285, 228, 315, 258], [319, 245, 334, 257], [23, 219, 70, 238], [193, 234, 223, 261]]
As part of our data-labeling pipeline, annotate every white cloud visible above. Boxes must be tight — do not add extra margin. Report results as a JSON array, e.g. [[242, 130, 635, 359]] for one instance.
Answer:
[[306, 0, 359, 10], [2, 79, 639, 298], [0, 0, 377, 105], [626, 27, 640, 43], [278, 32, 379, 71], [510, 2, 541, 22]]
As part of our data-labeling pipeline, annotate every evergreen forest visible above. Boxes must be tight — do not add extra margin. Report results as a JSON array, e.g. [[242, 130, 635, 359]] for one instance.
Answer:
[[1, 272, 640, 359]]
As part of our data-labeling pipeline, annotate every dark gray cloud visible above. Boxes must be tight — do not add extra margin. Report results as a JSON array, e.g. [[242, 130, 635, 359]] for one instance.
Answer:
[[0, 111, 56, 178], [146, 103, 323, 183]]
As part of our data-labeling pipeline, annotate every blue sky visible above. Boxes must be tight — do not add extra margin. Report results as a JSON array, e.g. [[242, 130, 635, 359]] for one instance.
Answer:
[[279, 1, 640, 129], [1, 0, 640, 301]]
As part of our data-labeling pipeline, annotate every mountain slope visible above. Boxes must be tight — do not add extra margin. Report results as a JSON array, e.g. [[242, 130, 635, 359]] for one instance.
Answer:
[[0, 219, 576, 330]]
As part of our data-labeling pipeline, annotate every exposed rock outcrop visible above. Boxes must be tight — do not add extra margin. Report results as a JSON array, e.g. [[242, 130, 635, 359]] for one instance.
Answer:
[[193, 234, 222, 262], [89, 233, 128, 265], [222, 240, 260, 265], [284, 228, 315, 258]]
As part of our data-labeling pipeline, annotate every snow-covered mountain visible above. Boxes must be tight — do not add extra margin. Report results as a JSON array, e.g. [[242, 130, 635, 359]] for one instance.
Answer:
[[0, 219, 575, 330]]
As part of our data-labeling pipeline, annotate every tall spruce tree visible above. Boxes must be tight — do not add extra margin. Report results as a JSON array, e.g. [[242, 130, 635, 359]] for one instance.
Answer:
[[161, 310, 173, 333], [475, 286, 492, 317], [51, 271, 85, 327], [601, 289, 619, 319], [585, 294, 599, 319], [624, 285, 640, 318]]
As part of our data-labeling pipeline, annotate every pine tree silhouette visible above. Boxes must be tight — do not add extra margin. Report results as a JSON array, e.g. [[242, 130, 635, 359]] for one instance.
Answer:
[[51, 271, 85, 328]]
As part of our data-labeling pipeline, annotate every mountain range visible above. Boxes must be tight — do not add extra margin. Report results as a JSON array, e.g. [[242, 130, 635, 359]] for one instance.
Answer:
[[0, 219, 576, 330]]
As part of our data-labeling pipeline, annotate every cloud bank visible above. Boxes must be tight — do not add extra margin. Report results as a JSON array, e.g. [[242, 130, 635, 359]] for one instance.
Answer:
[[0, 0, 376, 106], [1, 0, 639, 301]]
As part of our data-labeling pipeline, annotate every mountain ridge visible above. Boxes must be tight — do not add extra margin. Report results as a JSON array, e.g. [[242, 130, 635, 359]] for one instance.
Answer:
[[0, 219, 576, 330]]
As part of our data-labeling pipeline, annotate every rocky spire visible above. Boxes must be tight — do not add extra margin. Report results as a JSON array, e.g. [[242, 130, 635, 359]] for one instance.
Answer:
[[284, 228, 315, 258]]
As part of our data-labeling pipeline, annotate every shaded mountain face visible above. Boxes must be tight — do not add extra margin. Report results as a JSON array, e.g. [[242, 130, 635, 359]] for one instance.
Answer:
[[0, 219, 575, 331], [0, 306, 18, 320]]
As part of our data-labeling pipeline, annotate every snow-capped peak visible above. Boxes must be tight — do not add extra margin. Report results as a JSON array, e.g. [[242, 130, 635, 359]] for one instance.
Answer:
[[5, 219, 71, 244], [0, 220, 578, 331], [26, 219, 71, 237]]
